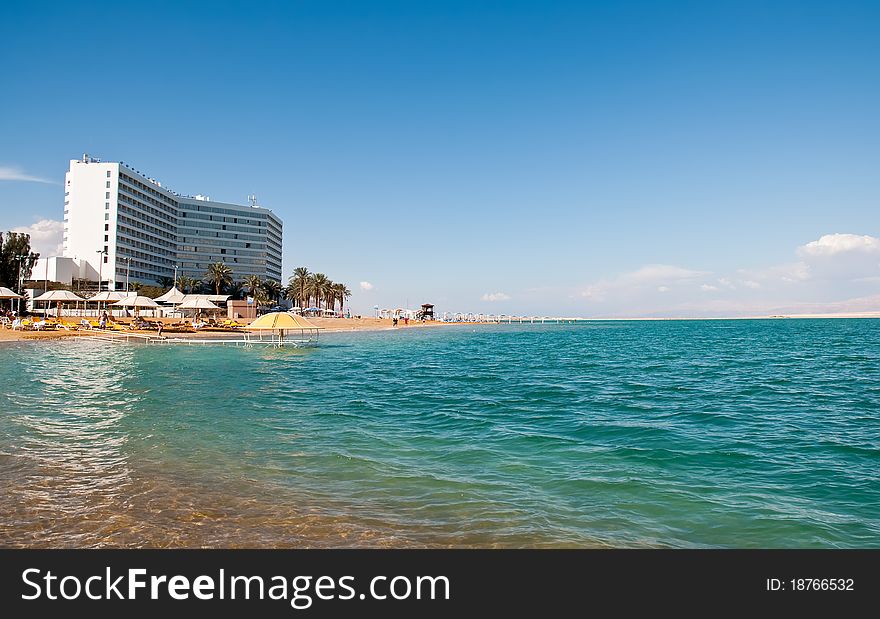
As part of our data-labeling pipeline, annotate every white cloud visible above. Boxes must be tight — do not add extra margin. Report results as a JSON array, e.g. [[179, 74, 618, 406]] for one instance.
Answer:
[[0, 165, 55, 184], [579, 264, 707, 302], [481, 292, 510, 302], [624, 264, 708, 284], [797, 233, 880, 258], [359, 281, 374, 291], [738, 262, 812, 284], [572, 231, 880, 317], [11, 219, 64, 256]]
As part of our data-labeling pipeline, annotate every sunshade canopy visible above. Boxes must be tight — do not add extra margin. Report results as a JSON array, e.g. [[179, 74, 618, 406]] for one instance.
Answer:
[[33, 289, 86, 302], [112, 295, 159, 307], [89, 291, 124, 302], [247, 312, 321, 330], [178, 297, 220, 310], [154, 286, 186, 304], [0, 286, 23, 299]]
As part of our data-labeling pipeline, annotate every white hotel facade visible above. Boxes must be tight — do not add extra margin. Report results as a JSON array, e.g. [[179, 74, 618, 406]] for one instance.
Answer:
[[60, 155, 282, 290]]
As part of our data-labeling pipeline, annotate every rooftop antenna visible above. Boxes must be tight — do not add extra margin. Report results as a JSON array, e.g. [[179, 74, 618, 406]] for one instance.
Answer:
[[248, 194, 257, 208]]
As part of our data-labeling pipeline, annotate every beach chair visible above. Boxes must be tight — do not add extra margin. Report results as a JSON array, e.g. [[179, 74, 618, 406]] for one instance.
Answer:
[[11, 318, 24, 330], [79, 319, 93, 330], [0, 316, 10, 329]]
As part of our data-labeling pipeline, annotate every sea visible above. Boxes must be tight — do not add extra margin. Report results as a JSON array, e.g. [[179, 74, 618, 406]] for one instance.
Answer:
[[1, 319, 878, 548]]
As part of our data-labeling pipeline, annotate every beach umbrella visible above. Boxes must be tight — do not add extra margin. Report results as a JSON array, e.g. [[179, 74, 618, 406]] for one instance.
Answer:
[[90, 291, 124, 302], [154, 286, 185, 304], [249, 312, 320, 333], [89, 290, 124, 315], [177, 297, 220, 310], [33, 289, 86, 317], [246, 312, 320, 330], [0, 286, 23, 313], [246, 311, 321, 345], [177, 296, 221, 321], [0, 286, 23, 299], [112, 295, 159, 317]]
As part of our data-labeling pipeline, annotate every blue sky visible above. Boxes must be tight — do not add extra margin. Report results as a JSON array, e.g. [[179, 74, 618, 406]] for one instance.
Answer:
[[1, 0, 879, 316]]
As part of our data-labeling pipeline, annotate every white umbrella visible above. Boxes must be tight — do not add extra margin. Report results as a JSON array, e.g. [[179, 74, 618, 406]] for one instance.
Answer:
[[0, 286, 23, 313], [112, 295, 159, 308], [32, 289, 87, 317], [154, 286, 186, 304], [90, 291, 124, 315], [90, 291, 124, 302], [178, 297, 220, 310], [0, 286, 23, 299], [112, 295, 159, 317]]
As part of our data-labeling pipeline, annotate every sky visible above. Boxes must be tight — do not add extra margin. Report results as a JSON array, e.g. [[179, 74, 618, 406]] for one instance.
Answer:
[[1, 0, 879, 317]]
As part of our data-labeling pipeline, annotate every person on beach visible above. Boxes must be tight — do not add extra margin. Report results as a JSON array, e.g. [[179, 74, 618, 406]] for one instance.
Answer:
[[157, 321, 164, 337], [99, 311, 108, 329], [392, 317, 398, 327]]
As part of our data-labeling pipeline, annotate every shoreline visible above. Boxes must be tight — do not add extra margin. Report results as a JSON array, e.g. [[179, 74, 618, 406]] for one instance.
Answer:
[[2, 312, 879, 343]]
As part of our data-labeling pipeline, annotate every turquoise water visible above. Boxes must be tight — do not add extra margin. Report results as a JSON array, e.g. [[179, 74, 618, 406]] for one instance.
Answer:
[[1, 320, 879, 548]]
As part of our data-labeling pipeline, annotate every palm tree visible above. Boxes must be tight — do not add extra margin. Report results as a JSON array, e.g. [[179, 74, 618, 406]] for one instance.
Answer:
[[333, 283, 352, 315], [244, 274, 263, 301], [156, 276, 174, 289], [324, 279, 335, 310], [304, 274, 317, 308], [312, 273, 330, 309], [205, 261, 233, 295], [177, 275, 196, 293], [262, 279, 282, 306], [227, 280, 245, 300], [288, 267, 310, 308], [129, 281, 142, 292]]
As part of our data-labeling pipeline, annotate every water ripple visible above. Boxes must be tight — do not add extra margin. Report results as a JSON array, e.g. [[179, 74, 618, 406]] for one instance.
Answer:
[[1, 319, 879, 548]]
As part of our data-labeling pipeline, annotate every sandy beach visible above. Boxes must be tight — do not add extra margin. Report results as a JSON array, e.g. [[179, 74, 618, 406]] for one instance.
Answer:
[[0, 316, 460, 342], [3, 312, 880, 343]]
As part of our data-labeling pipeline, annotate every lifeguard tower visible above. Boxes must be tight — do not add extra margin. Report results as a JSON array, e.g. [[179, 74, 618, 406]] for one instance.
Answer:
[[417, 303, 435, 320]]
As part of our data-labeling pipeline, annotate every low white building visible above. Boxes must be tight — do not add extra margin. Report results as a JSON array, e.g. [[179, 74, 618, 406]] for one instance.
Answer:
[[31, 256, 99, 286]]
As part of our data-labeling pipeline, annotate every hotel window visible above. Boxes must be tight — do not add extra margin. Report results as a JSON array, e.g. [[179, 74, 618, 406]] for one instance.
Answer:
[[106, 192, 110, 199], [105, 224, 109, 231], [105, 203, 110, 209], [103, 256, 108, 264], [106, 181, 111, 188], [105, 213, 110, 220], [107, 170, 111, 177]]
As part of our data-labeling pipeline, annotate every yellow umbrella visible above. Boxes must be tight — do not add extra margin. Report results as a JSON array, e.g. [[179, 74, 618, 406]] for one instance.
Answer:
[[246, 312, 320, 330], [246, 312, 321, 346]]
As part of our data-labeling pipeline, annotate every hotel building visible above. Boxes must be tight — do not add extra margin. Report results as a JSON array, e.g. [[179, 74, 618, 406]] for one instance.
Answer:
[[60, 154, 282, 290]]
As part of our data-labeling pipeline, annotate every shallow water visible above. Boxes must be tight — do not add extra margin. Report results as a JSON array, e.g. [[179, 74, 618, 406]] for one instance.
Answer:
[[1, 320, 879, 547]]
